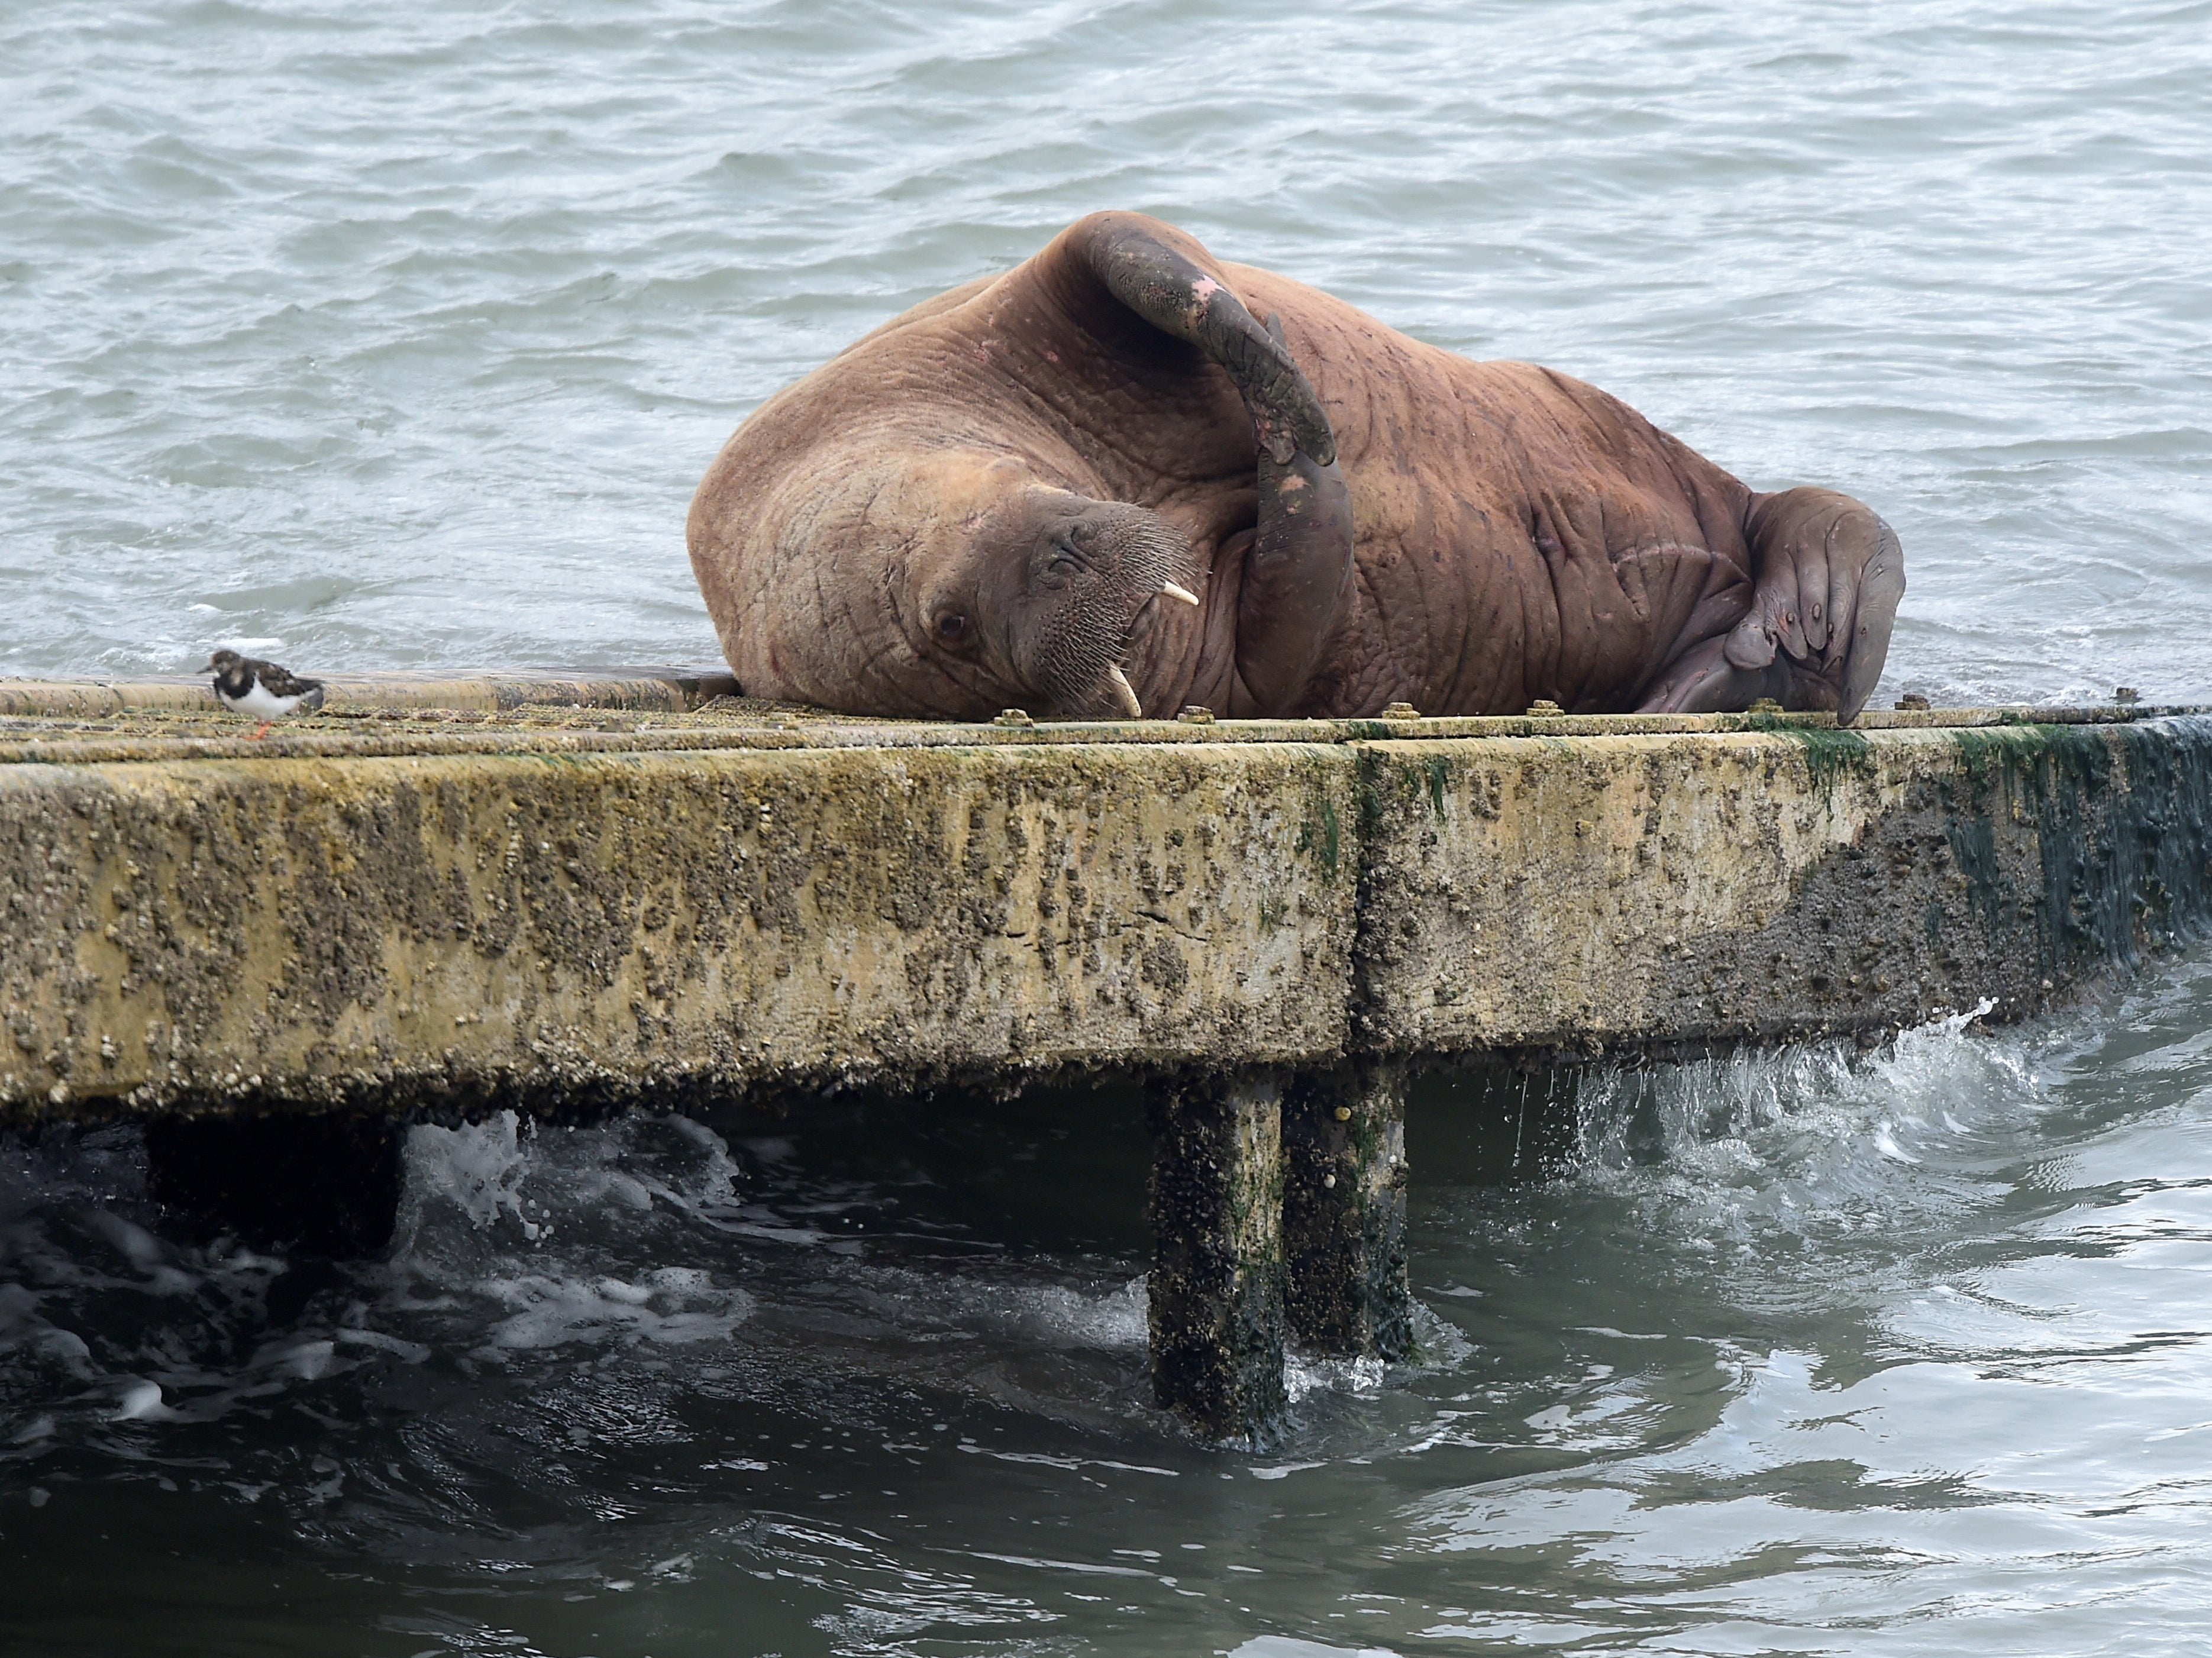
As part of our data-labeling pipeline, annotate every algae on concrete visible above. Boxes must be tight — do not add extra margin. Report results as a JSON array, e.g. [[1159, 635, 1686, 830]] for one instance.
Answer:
[[1, 739, 1361, 1123], [8, 706, 2212, 1127]]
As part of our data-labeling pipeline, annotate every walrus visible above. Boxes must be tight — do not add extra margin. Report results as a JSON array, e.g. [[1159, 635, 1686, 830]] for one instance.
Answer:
[[687, 212, 1903, 724]]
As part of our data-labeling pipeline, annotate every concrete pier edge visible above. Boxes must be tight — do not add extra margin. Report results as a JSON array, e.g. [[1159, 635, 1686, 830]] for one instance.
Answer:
[[6, 679, 2211, 1439]]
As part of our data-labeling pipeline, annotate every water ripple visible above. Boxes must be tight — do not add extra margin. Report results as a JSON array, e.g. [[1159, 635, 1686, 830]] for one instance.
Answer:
[[1, 0, 2207, 697]]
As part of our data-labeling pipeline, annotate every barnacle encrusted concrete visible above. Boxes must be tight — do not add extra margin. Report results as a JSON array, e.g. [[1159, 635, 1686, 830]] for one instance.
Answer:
[[4, 687, 2208, 1443], [1354, 716, 2212, 1056], [1, 735, 1357, 1122], [4, 701, 2207, 1124], [1281, 1061, 1413, 1364], [1147, 1072, 1289, 1443]]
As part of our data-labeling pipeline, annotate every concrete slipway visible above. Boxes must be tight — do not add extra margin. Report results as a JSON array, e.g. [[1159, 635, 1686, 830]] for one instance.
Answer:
[[4, 675, 2208, 1439]]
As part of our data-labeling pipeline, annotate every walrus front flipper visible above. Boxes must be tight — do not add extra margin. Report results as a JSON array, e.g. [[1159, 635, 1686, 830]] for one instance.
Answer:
[[1640, 487, 1904, 725], [1067, 212, 1336, 467], [1735, 489, 1906, 726]]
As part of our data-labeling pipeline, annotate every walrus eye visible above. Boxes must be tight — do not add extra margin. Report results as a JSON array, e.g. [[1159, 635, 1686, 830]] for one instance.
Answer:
[[934, 611, 969, 643]]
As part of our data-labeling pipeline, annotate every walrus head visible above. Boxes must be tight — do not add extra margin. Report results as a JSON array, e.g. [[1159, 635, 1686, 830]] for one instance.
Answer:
[[928, 466, 1198, 719], [730, 450, 1202, 720]]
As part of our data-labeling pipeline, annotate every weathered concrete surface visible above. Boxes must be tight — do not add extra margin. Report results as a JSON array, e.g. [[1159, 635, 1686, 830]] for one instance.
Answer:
[[3, 697, 2209, 1127], [1355, 718, 2212, 1055], [9, 689, 2209, 1442], [0, 668, 737, 718], [2, 738, 1357, 1121]]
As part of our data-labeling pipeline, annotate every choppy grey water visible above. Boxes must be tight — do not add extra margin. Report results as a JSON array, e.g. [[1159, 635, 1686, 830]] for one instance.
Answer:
[[5, 0, 2211, 701], [15, 975, 2212, 1656], [8, 1, 2212, 1654]]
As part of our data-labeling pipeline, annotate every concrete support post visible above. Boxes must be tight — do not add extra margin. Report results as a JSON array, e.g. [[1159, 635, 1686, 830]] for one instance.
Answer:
[[1145, 1071, 1287, 1443], [1282, 1061, 1414, 1361]]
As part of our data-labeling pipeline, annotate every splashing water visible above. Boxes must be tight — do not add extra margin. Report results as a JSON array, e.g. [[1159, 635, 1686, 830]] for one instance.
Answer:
[[1570, 996, 2019, 1249], [8, 957, 2212, 1650]]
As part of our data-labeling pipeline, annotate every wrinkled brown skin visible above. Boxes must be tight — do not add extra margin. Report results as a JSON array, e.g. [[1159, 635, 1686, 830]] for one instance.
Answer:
[[688, 212, 1904, 722]]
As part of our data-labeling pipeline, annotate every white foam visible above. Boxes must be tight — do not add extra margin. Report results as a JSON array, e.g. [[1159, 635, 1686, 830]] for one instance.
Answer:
[[470, 1265, 752, 1355], [112, 1379, 177, 1421], [1872, 1124, 1923, 1164], [276, 1340, 337, 1381], [381, 1111, 761, 1362], [1287, 1353, 1387, 1402], [333, 1328, 430, 1363], [1568, 997, 2032, 1246], [401, 1111, 534, 1239], [842, 1266, 1151, 1352], [987, 1276, 1148, 1350], [398, 1110, 748, 1258]]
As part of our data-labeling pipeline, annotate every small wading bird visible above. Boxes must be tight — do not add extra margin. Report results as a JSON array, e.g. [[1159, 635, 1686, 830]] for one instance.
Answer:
[[205, 648, 325, 737]]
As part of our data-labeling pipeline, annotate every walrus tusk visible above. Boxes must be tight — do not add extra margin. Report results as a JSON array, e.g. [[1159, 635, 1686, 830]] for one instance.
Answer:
[[1161, 580, 1200, 606], [1105, 664, 1145, 719]]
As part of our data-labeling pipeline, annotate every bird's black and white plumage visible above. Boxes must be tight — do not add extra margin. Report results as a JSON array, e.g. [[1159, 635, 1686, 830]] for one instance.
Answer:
[[205, 649, 325, 723]]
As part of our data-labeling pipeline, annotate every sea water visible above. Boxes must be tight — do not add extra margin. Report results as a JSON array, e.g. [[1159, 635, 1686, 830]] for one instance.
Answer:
[[13, 975, 2212, 1653], [6, 2, 2212, 1653], [3, 0, 2208, 702]]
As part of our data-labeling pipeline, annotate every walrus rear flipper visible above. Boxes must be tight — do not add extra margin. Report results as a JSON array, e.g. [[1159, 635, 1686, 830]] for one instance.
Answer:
[[1068, 212, 1356, 713], [1068, 212, 1336, 467], [1639, 487, 1904, 726]]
